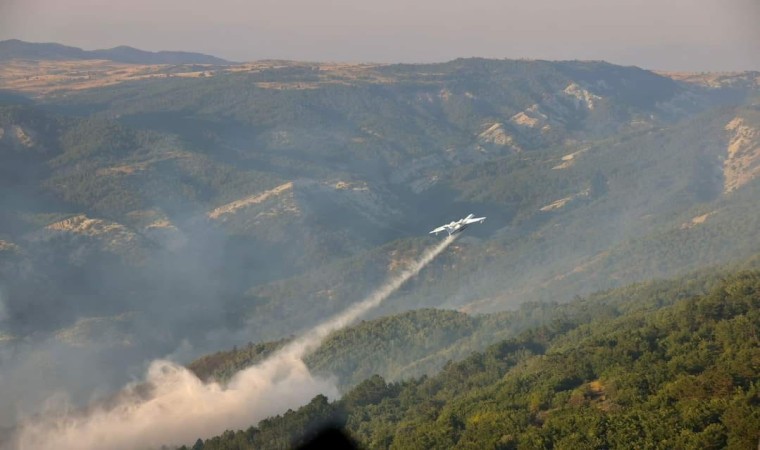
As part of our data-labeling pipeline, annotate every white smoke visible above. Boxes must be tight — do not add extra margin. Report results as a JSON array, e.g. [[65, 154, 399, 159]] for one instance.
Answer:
[[15, 355, 337, 450], [279, 235, 457, 360], [13, 235, 456, 450]]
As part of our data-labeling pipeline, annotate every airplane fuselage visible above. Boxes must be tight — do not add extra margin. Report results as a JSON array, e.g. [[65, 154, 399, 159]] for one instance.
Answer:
[[430, 213, 486, 236]]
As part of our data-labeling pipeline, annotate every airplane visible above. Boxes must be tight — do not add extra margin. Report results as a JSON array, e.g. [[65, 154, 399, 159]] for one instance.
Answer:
[[429, 213, 486, 236]]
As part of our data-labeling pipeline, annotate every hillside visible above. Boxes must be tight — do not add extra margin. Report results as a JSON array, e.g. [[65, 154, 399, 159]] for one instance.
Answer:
[[190, 260, 754, 391], [186, 269, 760, 450], [1, 55, 760, 430], [1, 60, 759, 334]]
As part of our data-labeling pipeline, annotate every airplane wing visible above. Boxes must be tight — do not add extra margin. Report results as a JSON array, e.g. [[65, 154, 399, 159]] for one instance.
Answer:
[[463, 216, 486, 224], [429, 226, 448, 235]]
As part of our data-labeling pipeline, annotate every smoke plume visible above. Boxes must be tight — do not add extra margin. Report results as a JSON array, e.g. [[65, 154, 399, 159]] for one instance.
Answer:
[[13, 235, 456, 450], [279, 234, 457, 360]]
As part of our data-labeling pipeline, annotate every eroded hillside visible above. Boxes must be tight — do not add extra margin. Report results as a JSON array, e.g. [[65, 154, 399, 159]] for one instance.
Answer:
[[724, 113, 760, 193]]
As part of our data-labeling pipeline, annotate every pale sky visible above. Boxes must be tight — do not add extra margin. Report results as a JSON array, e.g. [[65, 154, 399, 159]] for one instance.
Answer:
[[1, 0, 758, 70]]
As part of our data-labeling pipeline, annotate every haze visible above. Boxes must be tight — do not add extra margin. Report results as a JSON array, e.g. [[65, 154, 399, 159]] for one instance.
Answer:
[[1, 0, 759, 71]]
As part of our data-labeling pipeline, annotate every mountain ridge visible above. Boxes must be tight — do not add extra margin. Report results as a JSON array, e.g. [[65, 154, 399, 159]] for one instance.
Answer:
[[0, 39, 230, 65]]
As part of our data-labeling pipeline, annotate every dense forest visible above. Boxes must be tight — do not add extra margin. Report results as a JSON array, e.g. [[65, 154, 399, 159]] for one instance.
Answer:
[[183, 269, 760, 449]]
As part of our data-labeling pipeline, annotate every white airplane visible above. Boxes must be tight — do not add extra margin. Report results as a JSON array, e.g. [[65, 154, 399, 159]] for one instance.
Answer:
[[429, 213, 486, 236]]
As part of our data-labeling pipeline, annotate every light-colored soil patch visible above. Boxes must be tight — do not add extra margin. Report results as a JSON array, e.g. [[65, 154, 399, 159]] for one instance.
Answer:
[[45, 214, 138, 252], [96, 152, 189, 177], [125, 209, 171, 228], [724, 117, 760, 193], [478, 122, 516, 147], [552, 147, 589, 170], [539, 189, 589, 212], [47, 214, 125, 235], [552, 160, 574, 170], [657, 71, 760, 89], [510, 104, 549, 129], [563, 83, 601, 109], [511, 111, 540, 127], [207, 182, 294, 219], [97, 164, 143, 176], [540, 196, 574, 211], [0, 240, 20, 253], [0, 125, 36, 148], [332, 180, 369, 191], [145, 219, 176, 230], [13, 125, 35, 147], [680, 212, 715, 229]]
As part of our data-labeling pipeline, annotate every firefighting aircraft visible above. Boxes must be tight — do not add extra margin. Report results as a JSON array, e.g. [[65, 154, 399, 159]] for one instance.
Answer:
[[429, 214, 486, 236]]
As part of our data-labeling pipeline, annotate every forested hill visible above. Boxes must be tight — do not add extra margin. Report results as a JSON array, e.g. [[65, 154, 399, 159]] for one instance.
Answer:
[[187, 262, 733, 390], [185, 270, 760, 450]]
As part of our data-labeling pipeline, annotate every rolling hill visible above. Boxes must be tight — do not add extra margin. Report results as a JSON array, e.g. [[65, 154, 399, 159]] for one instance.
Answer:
[[0, 51, 759, 434]]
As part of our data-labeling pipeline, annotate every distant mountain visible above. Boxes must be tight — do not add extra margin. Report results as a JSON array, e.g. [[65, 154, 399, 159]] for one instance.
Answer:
[[0, 39, 230, 64]]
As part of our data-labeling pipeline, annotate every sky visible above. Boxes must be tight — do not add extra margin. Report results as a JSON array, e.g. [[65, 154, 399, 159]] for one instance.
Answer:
[[1, 0, 759, 71]]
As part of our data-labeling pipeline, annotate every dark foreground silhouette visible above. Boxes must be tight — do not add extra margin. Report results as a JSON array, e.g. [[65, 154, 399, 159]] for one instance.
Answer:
[[296, 427, 358, 450]]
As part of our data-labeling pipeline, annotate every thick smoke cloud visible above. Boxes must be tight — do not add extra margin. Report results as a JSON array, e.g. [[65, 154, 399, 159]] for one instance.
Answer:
[[11, 235, 456, 450], [15, 357, 337, 450], [0, 215, 285, 430]]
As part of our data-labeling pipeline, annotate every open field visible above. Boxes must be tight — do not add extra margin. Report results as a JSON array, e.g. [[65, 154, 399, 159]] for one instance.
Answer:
[[0, 59, 400, 97]]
